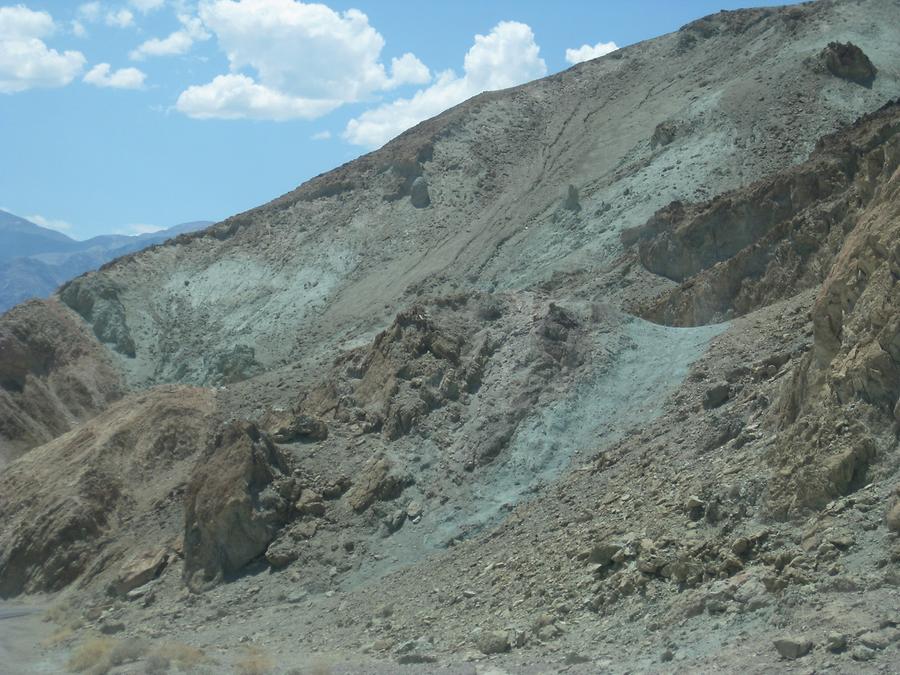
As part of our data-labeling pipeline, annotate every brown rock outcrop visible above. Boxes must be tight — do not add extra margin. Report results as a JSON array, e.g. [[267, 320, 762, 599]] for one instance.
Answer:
[[0, 387, 215, 597], [0, 299, 125, 464], [183, 421, 292, 587]]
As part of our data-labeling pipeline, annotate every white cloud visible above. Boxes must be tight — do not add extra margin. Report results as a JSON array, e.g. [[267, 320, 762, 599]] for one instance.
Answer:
[[387, 52, 430, 88], [105, 8, 135, 28], [344, 21, 546, 148], [77, 2, 102, 22], [175, 0, 431, 120], [177, 73, 339, 120], [84, 62, 146, 89], [130, 0, 166, 12], [130, 13, 209, 59], [564, 40, 618, 65], [27, 214, 73, 233], [0, 6, 86, 93], [71, 20, 87, 37], [311, 130, 331, 141]]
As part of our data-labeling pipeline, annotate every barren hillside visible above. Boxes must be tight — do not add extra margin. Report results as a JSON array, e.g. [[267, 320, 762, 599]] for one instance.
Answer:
[[1, 1, 900, 673]]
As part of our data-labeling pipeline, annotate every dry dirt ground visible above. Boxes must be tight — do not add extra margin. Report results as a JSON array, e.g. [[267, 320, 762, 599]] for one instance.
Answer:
[[1, 1, 900, 674]]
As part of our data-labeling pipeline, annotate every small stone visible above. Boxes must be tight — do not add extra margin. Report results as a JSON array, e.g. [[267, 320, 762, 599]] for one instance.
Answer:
[[476, 630, 510, 655], [886, 501, 900, 532], [773, 637, 812, 660], [858, 630, 890, 651], [99, 620, 126, 635], [406, 500, 423, 520], [564, 652, 590, 665], [731, 537, 750, 555], [661, 649, 674, 662], [410, 177, 430, 208], [850, 645, 875, 662], [825, 633, 848, 653], [703, 383, 730, 409]]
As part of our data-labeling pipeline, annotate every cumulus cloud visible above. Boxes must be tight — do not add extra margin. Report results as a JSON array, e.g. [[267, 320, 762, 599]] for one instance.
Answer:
[[177, 73, 339, 120], [175, 0, 430, 120], [564, 40, 618, 65], [344, 21, 546, 148], [27, 214, 73, 233], [84, 62, 146, 88], [0, 5, 86, 93], [130, 13, 209, 59], [310, 130, 331, 141], [105, 8, 135, 28]]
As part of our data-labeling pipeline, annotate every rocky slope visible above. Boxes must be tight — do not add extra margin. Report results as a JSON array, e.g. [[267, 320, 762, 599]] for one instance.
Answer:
[[1, 1, 900, 673]]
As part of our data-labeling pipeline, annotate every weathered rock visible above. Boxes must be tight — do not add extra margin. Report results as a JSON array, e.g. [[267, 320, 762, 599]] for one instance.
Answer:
[[825, 632, 848, 653], [183, 421, 291, 587], [110, 548, 169, 596], [410, 176, 430, 208], [651, 120, 678, 149], [346, 456, 409, 512], [587, 542, 622, 566], [562, 184, 581, 212], [821, 42, 877, 86], [295, 490, 326, 517], [851, 645, 876, 662], [886, 500, 900, 532], [267, 412, 328, 443], [703, 383, 730, 409], [476, 630, 510, 655], [773, 637, 812, 660]]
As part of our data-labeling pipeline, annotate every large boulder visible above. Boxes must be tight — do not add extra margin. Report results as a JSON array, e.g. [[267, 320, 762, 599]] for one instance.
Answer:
[[821, 42, 876, 86], [183, 421, 292, 587]]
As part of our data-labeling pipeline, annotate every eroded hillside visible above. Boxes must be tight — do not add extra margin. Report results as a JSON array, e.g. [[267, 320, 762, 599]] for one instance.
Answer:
[[1, 1, 900, 673]]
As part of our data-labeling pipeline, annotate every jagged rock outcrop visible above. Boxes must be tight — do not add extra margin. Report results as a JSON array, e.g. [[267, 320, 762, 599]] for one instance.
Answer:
[[183, 421, 292, 587], [0, 299, 125, 465], [410, 176, 431, 208], [821, 41, 877, 86], [625, 101, 900, 519], [60, 276, 136, 357], [768, 108, 900, 516], [628, 101, 900, 327]]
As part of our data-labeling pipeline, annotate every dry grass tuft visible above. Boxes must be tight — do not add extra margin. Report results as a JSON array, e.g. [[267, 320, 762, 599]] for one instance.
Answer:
[[152, 642, 208, 669], [235, 647, 275, 675], [67, 636, 115, 673], [40, 626, 75, 648]]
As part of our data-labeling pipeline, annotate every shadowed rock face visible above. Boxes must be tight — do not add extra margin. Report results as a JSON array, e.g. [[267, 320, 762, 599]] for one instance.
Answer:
[[182, 421, 292, 587], [624, 101, 900, 518], [822, 41, 877, 86], [0, 299, 125, 465], [629, 101, 900, 328]]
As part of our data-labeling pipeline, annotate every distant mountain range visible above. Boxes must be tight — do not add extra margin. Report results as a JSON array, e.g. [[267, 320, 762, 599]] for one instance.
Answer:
[[0, 210, 211, 312]]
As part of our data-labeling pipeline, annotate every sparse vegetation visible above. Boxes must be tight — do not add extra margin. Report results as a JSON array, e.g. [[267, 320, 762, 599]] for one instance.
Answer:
[[152, 642, 208, 669], [66, 636, 115, 673], [66, 636, 148, 674], [235, 647, 274, 675]]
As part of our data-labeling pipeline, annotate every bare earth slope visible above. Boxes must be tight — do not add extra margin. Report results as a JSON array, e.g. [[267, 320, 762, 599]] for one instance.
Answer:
[[1, 1, 900, 673]]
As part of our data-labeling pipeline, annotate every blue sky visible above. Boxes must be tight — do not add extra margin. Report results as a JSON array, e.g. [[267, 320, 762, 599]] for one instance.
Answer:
[[1, 0, 789, 239]]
